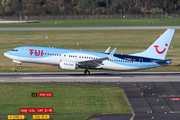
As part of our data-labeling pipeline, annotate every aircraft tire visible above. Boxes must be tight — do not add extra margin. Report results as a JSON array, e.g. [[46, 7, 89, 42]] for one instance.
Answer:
[[84, 69, 90, 75]]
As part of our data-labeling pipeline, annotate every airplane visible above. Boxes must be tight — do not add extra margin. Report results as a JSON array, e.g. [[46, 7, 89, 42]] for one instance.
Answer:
[[4, 29, 175, 75]]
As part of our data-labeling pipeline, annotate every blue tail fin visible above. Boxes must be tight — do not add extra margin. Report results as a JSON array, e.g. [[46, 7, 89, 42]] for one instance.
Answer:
[[131, 29, 175, 59]]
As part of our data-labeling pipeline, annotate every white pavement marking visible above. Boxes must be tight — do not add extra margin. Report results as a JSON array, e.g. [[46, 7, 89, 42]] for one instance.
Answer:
[[22, 77, 122, 79]]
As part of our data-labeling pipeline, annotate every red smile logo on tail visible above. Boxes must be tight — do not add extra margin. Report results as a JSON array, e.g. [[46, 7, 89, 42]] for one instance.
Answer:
[[154, 43, 168, 54]]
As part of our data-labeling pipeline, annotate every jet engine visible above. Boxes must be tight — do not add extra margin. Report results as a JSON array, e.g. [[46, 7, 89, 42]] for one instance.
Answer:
[[58, 60, 77, 70]]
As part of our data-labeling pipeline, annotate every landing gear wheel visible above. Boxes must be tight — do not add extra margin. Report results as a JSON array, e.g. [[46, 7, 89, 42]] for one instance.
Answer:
[[84, 69, 90, 75], [19, 66, 22, 70]]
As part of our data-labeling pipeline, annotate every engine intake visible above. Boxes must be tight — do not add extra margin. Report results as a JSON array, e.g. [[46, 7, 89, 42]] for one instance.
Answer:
[[58, 60, 77, 70]]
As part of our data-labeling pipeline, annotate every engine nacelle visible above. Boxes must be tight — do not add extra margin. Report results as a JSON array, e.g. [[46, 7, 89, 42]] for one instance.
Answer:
[[58, 60, 77, 70]]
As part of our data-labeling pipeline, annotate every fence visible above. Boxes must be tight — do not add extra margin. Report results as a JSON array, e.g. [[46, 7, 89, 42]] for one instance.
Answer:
[[0, 14, 180, 20]]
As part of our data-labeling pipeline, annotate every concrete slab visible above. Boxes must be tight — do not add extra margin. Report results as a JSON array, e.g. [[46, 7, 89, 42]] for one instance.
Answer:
[[134, 113, 180, 120], [171, 82, 180, 94], [129, 98, 152, 113], [146, 98, 172, 113], [89, 114, 132, 120], [155, 82, 179, 95]]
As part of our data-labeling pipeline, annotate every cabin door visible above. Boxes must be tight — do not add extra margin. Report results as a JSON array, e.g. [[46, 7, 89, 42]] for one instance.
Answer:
[[139, 58, 143, 67], [24, 48, 28, 56]]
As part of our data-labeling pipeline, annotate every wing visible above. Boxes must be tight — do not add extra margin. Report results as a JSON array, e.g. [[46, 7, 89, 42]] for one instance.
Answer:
[[77, 57, 109, 68], [77, 48, 117, 69]]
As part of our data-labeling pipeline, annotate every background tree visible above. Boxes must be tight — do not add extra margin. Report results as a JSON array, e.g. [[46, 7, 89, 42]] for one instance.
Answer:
[[0, 0, 180, 16]]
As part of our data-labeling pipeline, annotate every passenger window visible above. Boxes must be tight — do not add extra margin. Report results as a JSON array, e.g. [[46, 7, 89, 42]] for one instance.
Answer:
[[11, 49, 18, 52]]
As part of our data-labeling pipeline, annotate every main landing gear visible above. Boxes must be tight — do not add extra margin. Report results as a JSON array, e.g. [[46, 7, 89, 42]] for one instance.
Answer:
[[19, 63, 22, 70], [84, 69, 90, 75]]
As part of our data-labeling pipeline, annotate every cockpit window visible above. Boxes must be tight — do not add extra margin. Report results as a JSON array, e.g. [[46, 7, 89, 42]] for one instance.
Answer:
[[11, 49, 18, 52]]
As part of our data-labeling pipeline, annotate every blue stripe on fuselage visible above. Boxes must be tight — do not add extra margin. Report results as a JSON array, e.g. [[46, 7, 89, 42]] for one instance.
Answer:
[[113, 54, 160, 62]]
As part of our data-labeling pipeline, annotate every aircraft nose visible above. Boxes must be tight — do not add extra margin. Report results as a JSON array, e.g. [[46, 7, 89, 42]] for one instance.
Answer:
[[4, 52, 10, 58], [4, 52, 8, 57]]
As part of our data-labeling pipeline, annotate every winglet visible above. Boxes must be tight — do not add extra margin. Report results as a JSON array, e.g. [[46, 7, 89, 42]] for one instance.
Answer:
[[105, 47, 110, 53], [108, 47, 117, 59]]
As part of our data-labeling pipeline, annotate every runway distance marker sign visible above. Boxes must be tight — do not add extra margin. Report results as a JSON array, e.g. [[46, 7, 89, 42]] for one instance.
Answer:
[[8, 115, 25, 119], [20, 108, 36, 113], [20, 108, 53, 113], [38, 92, 53, 97], [37, 108, 53, 113], [33, 115, 49, 119]]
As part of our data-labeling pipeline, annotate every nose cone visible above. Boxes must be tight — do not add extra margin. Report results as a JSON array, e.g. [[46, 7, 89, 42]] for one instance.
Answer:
[[4, 52, 8, 57], [4, 51, 11, 58]]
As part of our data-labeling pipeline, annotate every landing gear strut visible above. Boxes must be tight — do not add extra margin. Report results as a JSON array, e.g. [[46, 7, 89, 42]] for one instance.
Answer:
[[84, 69, 90, 75], [19, 63, 22, 70]]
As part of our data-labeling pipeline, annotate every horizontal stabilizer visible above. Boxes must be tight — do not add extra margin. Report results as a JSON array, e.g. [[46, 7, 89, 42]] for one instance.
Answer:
[[152, 59, 173, 63]]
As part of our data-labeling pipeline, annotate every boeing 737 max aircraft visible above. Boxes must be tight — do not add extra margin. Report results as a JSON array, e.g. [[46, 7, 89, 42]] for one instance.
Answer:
[[4, 29, 175, 75]]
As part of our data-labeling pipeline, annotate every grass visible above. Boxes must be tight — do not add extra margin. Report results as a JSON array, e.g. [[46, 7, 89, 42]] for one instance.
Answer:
[[0, 115, 91, 120], [0, 83, 131, 115], [0, 18, 180, 27], [1, 29, 180, 72]]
